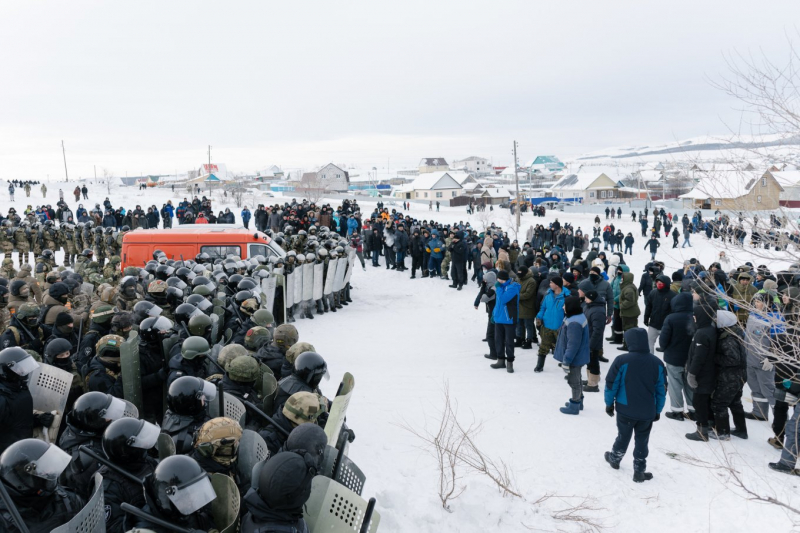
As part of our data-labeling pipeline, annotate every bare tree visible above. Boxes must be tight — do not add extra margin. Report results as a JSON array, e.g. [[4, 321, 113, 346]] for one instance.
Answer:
[[297, 173, 332, 204], [102, 168, 113, 196], [231, 187, 246, 208]]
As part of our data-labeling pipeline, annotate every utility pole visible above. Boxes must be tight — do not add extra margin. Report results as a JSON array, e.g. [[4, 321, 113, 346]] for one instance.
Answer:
[[513, 140, 520, 233], [94, 165, 97, 184], [208, 145, 212, 174], [61, 140, 69, 182]]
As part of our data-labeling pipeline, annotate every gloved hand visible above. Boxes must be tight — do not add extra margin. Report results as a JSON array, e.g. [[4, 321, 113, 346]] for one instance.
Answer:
[[605, 404, 615, 417], [347, 428, 356, 443], [643, 318, 650, 327], [761, 358, 774, 372], [606, 316, 613, 325], [687, 373, 698, 389], [35, 412, 56, 428], [157, 368, 167, 381], [786, 392, 799, 406], [783, 379, 794, 390], [535, 318, 543, 328], [653, 413, 660, 422]]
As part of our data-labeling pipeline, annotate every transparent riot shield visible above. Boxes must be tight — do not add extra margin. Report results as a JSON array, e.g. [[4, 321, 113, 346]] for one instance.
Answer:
[[313, 263, 324, 301], [324, 372, 355, 448], [156, 432, 176, 460], [293, 267, 303, 305], [303, 476, 380, 533], [260, 372, 278, 416], [262, 276, 277, 314], [285, 271, 295, 309], [120, 330, 143, 414], [343, 249, 357, 285], [323, 258, 337, 296], [51, 473, 106, 533], [29, 363, 73, 443], [210, 313, 220, 345], [210, 473, 241, 533], [274, 273, 287, 325], [237, 429, 270, 486], [302, 262, 314, 302], [332, 257, 348, 292]]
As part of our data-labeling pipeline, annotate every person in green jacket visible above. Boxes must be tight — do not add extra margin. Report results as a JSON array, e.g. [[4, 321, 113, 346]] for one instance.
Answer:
[[618, 272, 641, 351]]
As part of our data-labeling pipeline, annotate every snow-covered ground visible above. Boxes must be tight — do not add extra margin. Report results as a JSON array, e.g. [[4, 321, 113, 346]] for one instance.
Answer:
[[5, 181, 800, 532]]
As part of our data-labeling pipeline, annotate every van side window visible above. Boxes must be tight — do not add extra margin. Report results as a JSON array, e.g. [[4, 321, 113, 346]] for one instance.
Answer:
[[201, 245, 241, 259], [249, 244, 268, 258]]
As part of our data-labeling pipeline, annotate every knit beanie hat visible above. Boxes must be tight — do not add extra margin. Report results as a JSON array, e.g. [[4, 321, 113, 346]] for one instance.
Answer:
[[562, 272, 575, 284], [550, 275, 563, 288], [55, 312, 74, 328], [584, 290, 599, 302], [497, 270, 510, 281], [564, 295, 583, 317]]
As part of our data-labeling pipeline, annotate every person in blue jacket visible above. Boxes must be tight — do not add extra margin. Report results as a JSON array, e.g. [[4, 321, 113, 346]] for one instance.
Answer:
[[604, 327, 666, 483], [347, 216, 359, 237], [534, 275, 570, 373], [554, 295, 590, 414], [426, 230, 445, 277], [490, 270, 520, 373], [241, 206, 252, 229]]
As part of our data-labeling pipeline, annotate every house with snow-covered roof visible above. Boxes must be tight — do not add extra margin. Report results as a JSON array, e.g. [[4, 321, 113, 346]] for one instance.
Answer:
[[766, 170, 800, 207], [525, 156, 565, 173], [298, 163, 350, 192], [418, 158, 449, 174], [679, 170, 782, 210], [451, 156, 492, 176], [550, 172, 618, 204], [398, 171, 463, 201]]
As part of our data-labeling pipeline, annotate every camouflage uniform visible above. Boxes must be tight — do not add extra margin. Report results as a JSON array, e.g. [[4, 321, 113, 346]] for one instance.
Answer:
[[115, 292, 143, 311], [15, 266, 43, 305], [43, 225, 59, 254], [440, 235, 453, 279], [103, 256, 122, 285], [0, 223, 13, 260], [73, 225, 84, 257], [0, 258, 16, 280], [34, 256, 51, 284], [31, 225, 44, 260], [93, 228, 106, 268], [106, 230, 121, 258], [74, 255, 88, 276], [13, 225, 31, 264], [61, 225, 77, 266], [0, 306, 9, 332], [82, 225, 94, 255]]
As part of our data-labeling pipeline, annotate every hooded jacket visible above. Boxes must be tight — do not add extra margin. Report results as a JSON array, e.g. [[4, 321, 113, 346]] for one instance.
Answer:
[[517, 270, 537, 319], [604, 328, 666, 421], [686, 303, 718, 394], [659, 292, 694, 366], [618, 272, 640, 318], [553, 313, 590, 366], [536, 286, 571, 330], [644, 275, 675, 330], [583, 298, 607, 351], [492, 279, 520, 325]]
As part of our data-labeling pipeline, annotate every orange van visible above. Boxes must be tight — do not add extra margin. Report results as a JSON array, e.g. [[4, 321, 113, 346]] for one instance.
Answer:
[[121, 226, 285, 270]]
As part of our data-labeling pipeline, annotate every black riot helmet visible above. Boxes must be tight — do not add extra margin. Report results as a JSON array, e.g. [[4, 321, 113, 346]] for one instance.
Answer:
[[175, 267, 196, 285], [227, 274, 244, 292], [167, 376, 217, 416], [139, 316, 175, 343], [293, 352, 329, 389], [68, 391, 127, 433], [144, 261, 159, 278], [153, 249, 165, 261], [191, 275, 211, 289], [237, 278, 258, 292], [166, 277, 188, 293], [0, 439, 71, 497], [195, 252, 212, 264], [155, 264, 174, 281], [233, 290, 254, 308], [165, 286, 184, 309], [222, 261, 238, 276], [0, 347, 40, 384], [186, 294, 213, 315], [133, 300, 163, 324], [103, 418, 160, 464], [174, 303, 201, 328], [120, 275, 138, 298], [149, 455, 217, 517]]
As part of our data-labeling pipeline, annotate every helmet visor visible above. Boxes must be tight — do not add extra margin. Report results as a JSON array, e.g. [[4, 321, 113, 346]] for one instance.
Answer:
[[189, 307, 205, 320], [8, 355, 40, 377], [102, 396, 127, 421], [194, 299, 212, 313], [173, 279, 187, 291], [31, 444, 72, 480], [201, 380, 217, 402], [167, 473, 217, 515], [130, 420, 160, 450], [147, 304, 164, 318]]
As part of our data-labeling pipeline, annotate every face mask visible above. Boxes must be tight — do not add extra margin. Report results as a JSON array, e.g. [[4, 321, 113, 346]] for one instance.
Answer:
[[589, 273, 599, 282], [656, 282, 666, 290]]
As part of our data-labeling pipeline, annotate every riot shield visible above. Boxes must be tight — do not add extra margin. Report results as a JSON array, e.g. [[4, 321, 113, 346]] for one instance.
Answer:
[[205, 313, 218, 345], [261, 276, 277, 314], [273, 273, 286, 325], [156, 432, 176, 460], [304, 476, 380, 533], [237, 430, 270, 486], [29, 363, 73, 443], [285, 271, 295, 308], [332, 257, 348, 292], [210, 473, 241, 533], [208, 391, 247, 428], [343, 250, 357, 285], [324, 372, 355, 448], [51, 473, 106, 533], [293, 267, 303, 304], [302, 262, 314, 301], [120, 330, 143, 414], [313, 263, 324, 301], [212, 298, 226, 308], [260, 372, 278, 416], [324, 258, 337, 296], [320, 445, 367, 496]]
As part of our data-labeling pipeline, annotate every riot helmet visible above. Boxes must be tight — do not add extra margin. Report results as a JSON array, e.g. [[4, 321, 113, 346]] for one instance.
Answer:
[[149, 455, 217, 517], [0, 347, 40, 384], [167, 376, 217, 416], [139, 316, 174, 343], [103, 418, 160, 464], [293, 352, 329, 389], [174, 303, 201, 327], [120, 276, 138, 298], [0, 439, 71, 497], [187, 314, 213, 337], [186, 293, 213, 315], [133, 300, 163, 324], [69, 391, 127, 432], [181, 336, 210, 360]]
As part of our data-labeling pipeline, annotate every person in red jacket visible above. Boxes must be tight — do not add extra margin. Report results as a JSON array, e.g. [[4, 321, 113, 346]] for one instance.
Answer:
[[195, 212, 209, 224]]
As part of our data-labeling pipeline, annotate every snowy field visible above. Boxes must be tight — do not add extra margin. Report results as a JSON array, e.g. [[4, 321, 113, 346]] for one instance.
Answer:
[[6, 181, 800, 532]]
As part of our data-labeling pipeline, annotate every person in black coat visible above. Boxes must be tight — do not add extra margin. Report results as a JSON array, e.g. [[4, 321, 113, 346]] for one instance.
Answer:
[[409, 229, 425, 279], [475, 271, 497, 359], [659, 292, 695, 420], [643, 275, 675, 353], [685, 300, 718, 441], [449, 230, 469, 290], [582, 290, 607, 392]]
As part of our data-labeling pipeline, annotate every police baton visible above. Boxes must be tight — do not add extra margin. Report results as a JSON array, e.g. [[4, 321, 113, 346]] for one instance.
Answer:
[[0, 478, 29, 533], [241, 400, 291, 438], [78, 446, 144, 485], [121, 503, 193, 533], [360, 497, 377, 533], [217, 380, 225, 420]]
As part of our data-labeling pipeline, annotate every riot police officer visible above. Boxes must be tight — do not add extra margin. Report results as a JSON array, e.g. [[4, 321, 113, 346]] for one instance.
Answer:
[[167, 336, 212, 386], [256, 323, 298, 379], [138, 316, 173, 422], [84, 334, 126, 397], [273, 351, 328, 416], [260, 391, 327, 457], [161, 376, 215, 454], [0, 347, 46, 454]]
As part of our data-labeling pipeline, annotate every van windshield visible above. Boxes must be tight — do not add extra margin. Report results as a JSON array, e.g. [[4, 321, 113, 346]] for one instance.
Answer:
[[201, 245, 241, 259]]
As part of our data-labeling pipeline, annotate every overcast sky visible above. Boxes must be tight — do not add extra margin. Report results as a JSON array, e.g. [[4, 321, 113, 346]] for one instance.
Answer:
[[1, 1, 798, 179]]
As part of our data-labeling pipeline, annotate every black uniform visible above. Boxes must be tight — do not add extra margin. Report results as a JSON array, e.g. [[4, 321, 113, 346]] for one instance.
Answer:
[[257, 344, 286, 379], [0, 485, 85, 533], [0, 379, 34, 454], [139, 339, 168, 422], [99, 458, 157, 533], [258, 409, 295, 456], [0, 316, 46, 353], [230, 317, 257, 346], [161, 410, 210, 455], [84, 357, 123, 398], [166, 353, 210, 386], [221, 375, 260, 427], [57, 423, 104, 498], [77, 323, 112, 376]]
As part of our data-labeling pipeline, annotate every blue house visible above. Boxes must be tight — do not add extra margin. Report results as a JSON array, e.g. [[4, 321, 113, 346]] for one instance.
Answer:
[[527, 156, 566, 173]]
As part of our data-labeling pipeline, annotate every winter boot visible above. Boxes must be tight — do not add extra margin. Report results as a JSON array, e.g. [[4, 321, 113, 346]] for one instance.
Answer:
[[583, 373, 601, 393], [604, 451, 621, 470], [744, 411, 768, 421], [685, 423, 709, 442], [490, 358, 507, 370], [560, 399, 581, 415], [317, 300, 325, 314], [598, 353, 610, 363], [328, 296, 337, 312], [449, 282, 458, 288], [522, 339, 533, 350], [768, 462, 798, 475], [421, 270, 429, 278], [633, 471, 654, 483], [731, 410, 748, 439], [345, 285, 353, 302], [685, 410, 696, 421], [534, 356, 545, 373], [484, 353, 498, 360], [457, 284, 463, 291], [665, 411, 685, 421], [514, 337, 524, 348], [410, 274, 416, 279], [768, 436, 784, 450], [707, 413, 730, 440], [564, 396, 584, 410], [506, 361, 514, 373]]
